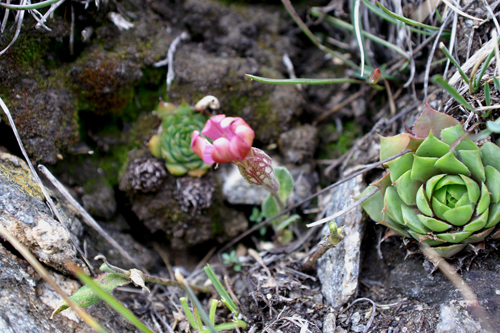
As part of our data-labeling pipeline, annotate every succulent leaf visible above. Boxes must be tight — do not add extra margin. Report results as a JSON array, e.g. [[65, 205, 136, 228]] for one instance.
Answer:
[[413, 103, 459, 138], [394, 171, 421, 205], [411, 156, 439, 181], [387, 153, 414, 182], [485, 166, 500, 203], [359, 104, 500, 257], [415, 131, 450, 157], [459, 149, 485, 182], [151, 102, 211, 176]]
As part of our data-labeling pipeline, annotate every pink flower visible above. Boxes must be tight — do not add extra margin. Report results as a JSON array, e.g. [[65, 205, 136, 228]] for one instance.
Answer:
[[191, 115, 255, 164]]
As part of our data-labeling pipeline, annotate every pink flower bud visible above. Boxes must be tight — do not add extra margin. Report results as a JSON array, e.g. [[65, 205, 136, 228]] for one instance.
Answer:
[[233, 148, 280, 193]]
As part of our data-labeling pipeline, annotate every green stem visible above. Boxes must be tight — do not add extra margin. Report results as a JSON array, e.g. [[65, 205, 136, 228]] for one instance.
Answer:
[[271, 192, 285, 212]]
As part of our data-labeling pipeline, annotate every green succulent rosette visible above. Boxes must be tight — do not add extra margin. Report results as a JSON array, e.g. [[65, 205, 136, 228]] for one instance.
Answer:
[[148, 100, 211, 177], [360, 105, 500, 257]]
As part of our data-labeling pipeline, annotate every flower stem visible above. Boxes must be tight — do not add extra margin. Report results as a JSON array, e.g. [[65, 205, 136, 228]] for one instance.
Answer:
[[271, 191, 285, 212]]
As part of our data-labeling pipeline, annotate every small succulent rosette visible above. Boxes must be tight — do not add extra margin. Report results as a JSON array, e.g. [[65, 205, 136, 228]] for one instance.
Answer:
[[360, 105, 500, 257], [148, 100, 211, 177]]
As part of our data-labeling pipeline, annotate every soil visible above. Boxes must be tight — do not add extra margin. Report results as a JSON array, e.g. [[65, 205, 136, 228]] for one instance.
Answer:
[[0, 0, 499, 332]]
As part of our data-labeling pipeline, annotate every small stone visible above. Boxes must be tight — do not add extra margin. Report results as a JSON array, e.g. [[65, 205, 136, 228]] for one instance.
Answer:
[[317, 175, 364, 308], [279, 124, 318, 164], [435, 303, 484, 333], [322, 313, 336, 333]]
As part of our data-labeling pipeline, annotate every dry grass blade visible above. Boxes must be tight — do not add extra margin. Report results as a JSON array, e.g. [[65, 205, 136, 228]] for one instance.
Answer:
[[306, 187, 377, 227], [441, 0, 485, 22], [0, 223, 107, 332], [38, 165, 140, 268], [0, 0, 26, 56]]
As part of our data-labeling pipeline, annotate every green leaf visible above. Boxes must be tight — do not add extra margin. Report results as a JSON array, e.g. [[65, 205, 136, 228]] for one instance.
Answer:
[[486, 120, 500, 133], [411, 156, 439, 182], [416, 185, 433, 216], [485, 165, 500, 203], [401, 206, 429, 234], [437, 231, 473, 243], [245, 74, 365, 85], [0, 0, 61, 10], [442, 205, 473, 226], [476, 183, 491, 215], [409, 230, 446, 246], [386, 153, 414, 182], [439, 42, 470, 84], [435, 152, 470, 175], [275, 167, 294, 203], [425, 174, 446, 200], [375, 2, 443, 31], [464, 210, 489, 232], [53, 273, 131, 316], [494, 77, 500, 91], [276, 214, 301, 231], [485, 82, 491, 106], [204, 264, 238, 314], [415, 131, 450, 158], [431, 75, 475, 111], [481, 142, 500, 171], [384, 187, 405, 224], [73, 272, 154, 333], [393, 171, 421, 205], [180, 297, 199, 331], [432, 244, 467, 258], [261, 195, 279, 219], [459, 149, 485, 182], [379, 134, 422, 160], [459, 175, 480, 203], [417, 214, 451, 232], [359, 186, 384, 222], [486, 203, 500, 228], [441, 125, 478, 151]]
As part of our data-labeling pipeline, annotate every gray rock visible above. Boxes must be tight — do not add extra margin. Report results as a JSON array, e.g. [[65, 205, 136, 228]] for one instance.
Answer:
[[322, 313, 336, 333], [0, 152, 85, 274], [219, 163, 269, 205], [317, 175, 364, 308], [0, 243, 136, 333], [436, 302, 485, 333], [82, 181, 116, 220]]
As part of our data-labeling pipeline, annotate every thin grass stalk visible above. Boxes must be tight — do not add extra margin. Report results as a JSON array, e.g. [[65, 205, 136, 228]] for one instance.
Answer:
[[69, 263, 155, 333], [432, 74, 475, 111], [281, 0, 361, 72], [352, 0, 365, 75], [180, 297, 198, 330], [310, 10, 410, 60], [376, 1, 443, 31], [204, 264, 238, 313], [0, 0, 61, 9], [439, 42, 469, 84], [361, 0, 447, 36]]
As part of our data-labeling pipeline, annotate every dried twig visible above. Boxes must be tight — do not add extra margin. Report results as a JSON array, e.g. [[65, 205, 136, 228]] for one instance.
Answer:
[[38, 165, 140, 269]]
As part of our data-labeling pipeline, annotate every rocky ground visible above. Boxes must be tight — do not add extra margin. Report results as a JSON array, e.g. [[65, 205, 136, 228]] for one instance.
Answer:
[[0, 0, 499, 332]]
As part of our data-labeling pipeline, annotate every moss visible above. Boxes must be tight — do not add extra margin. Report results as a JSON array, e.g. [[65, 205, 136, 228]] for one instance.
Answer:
[[11, 34, 49, 72], [317, 120, 362, 159]]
